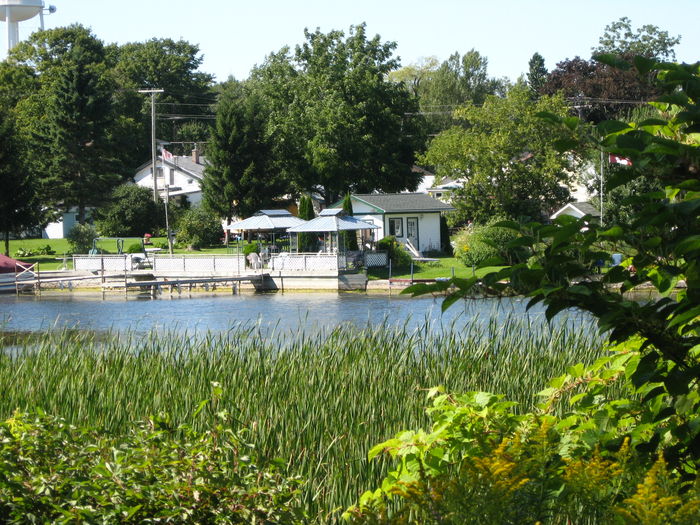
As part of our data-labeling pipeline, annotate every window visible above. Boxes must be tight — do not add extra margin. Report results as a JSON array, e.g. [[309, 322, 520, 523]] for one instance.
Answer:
[[155, 167, 164, 179], [389, 217, 403, 237]]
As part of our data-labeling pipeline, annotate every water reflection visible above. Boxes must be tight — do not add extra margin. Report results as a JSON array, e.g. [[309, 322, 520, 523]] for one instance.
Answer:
[[0, 291, 593, 335]]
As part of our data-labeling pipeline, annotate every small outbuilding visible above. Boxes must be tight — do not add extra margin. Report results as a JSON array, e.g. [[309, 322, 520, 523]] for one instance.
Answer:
[[332, 193, 454, 253]]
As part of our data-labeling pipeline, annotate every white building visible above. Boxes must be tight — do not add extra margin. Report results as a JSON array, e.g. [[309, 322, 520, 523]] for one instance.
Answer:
[[337, 193, 454, 253], [134, 150, 206, 206]]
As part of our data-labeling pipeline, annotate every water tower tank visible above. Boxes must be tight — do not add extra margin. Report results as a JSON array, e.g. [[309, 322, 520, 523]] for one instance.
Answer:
[[0, 0, 45, 53]]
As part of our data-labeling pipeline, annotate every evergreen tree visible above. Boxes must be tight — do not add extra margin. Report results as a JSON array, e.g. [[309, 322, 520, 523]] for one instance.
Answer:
[[30, 37, 120, 223], [297, 194, 315, 252], [341, 193, 359, 251], [202, 82, 289, 238], [526, 52, 547, 98], [0, 109, 41, 255]]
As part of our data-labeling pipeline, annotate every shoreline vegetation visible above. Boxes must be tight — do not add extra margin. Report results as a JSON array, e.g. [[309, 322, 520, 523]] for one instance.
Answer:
[[0, 318, 605, 522]]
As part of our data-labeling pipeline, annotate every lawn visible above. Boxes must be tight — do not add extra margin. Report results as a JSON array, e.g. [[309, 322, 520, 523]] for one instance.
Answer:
[[367, 256, 476, 280]]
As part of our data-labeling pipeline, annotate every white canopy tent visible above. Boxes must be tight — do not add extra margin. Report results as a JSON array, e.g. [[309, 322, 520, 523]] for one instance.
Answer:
[[227, 210, 307, 248], [286, 209, 378, 253]]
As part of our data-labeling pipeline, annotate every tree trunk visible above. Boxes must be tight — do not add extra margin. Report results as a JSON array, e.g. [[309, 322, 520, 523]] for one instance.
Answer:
[[3, 231, 8, 257]]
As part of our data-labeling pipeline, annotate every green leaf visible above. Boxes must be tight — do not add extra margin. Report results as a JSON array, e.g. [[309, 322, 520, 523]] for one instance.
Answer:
[[593, 53, 631, 70], [633, 56, 659, 75], [597, 120, 630, 135]]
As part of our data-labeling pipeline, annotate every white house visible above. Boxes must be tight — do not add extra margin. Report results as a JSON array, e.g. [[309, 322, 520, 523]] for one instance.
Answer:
[[336, 193, 454, 253], [134, 150, 206, 206]]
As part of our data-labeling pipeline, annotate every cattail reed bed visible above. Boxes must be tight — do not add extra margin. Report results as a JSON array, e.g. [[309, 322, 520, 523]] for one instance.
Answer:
[[0, 316, 605, 521]]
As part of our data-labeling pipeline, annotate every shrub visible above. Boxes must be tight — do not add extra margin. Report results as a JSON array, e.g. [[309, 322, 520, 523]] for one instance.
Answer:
[[242, 242, 259, 257], [175, 207, 222, 249], [376, 236, 413, 267], [126, 242, 144, 254], [0, 408, 306, 524], [66, 223, 98, 254], [453, 218, 520, 267]]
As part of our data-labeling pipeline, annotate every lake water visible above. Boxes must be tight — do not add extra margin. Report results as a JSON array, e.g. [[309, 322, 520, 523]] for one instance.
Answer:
[[0, 291, 594, 335]]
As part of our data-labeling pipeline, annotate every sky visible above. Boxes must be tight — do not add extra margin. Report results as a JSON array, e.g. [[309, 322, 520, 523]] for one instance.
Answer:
[[4, 0, 700, 83]]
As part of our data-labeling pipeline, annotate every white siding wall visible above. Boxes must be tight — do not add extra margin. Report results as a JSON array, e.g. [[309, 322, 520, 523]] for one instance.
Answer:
[[349, 199, 443, 252], [134, 162, 202, 205]]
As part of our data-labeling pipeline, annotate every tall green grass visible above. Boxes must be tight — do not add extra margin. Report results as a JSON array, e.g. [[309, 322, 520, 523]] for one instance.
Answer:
[[0, 318, 606, 521]]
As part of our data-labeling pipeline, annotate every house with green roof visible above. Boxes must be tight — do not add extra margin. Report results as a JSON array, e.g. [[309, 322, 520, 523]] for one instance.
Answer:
[[332, 193, 454, 253]]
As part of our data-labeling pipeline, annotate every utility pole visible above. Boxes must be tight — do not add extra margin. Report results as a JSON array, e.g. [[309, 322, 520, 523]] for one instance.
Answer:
[[138, 88, 164, 202]]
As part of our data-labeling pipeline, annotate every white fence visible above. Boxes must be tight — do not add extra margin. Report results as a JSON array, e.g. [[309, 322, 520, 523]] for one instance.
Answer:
[[73, 254, 246, 274], [269, 253, 342, 271], [151, 254, 245, 273], [74, 251, 387, 274], [73, 255, 134, 272]]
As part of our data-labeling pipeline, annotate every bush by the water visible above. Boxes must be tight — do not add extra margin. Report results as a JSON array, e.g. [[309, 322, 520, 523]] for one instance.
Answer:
[[376, 235, 413, 267], [453, 218, 520, 267]]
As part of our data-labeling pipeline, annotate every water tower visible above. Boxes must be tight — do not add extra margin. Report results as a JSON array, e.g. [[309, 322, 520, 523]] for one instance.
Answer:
[[0, 0, 56, 54]]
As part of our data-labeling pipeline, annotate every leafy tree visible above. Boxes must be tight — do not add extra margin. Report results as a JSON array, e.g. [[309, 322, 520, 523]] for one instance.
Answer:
[[254, 24, 426, 204], [593, 17, 681, 60], [421, 84, 574, 225], [526, 52, 547, 98], [340, 193, 359, 251], [0, 109, 41, 255], [93, 184, 162, 237], [393, 50, 507, 134], [173, 121, 211, 156], [542, 56, 660, 122], [107, 38, 215, 171], [176, 206, 222, 249], [202, 81, 289, 241]]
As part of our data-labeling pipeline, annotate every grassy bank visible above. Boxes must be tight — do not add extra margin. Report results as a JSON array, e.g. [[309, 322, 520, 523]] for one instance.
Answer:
[[0, 319, 606, 521]]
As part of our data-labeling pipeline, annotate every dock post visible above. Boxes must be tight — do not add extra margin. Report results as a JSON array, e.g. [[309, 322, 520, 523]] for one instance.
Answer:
[[124, 270, 128, 298], [36, 264, 41, 296]]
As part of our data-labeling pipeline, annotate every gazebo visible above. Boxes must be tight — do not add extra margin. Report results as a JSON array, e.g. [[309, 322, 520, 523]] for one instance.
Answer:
[[227, 209, 307, 247], [286, 208, 378, 254]]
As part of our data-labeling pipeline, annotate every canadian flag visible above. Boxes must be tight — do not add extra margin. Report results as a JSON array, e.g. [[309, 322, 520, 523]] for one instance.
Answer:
[[161, 147, 174, 162], [609, 153, 632, 166]]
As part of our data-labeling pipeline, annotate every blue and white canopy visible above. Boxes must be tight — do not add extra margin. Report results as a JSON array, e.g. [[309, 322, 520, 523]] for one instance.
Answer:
[[286, 209, 378, 233]]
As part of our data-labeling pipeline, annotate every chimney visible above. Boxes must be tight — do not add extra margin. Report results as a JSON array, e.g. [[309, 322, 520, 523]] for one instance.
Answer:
[[192, 148, 200, 164]]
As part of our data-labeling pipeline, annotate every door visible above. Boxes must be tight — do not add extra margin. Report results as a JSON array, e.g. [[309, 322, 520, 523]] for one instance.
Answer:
[[406, 217, 419, 251]]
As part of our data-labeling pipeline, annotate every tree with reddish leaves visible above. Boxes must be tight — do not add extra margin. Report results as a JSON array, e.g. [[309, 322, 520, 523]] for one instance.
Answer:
[[540, 56, 659, 123]]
